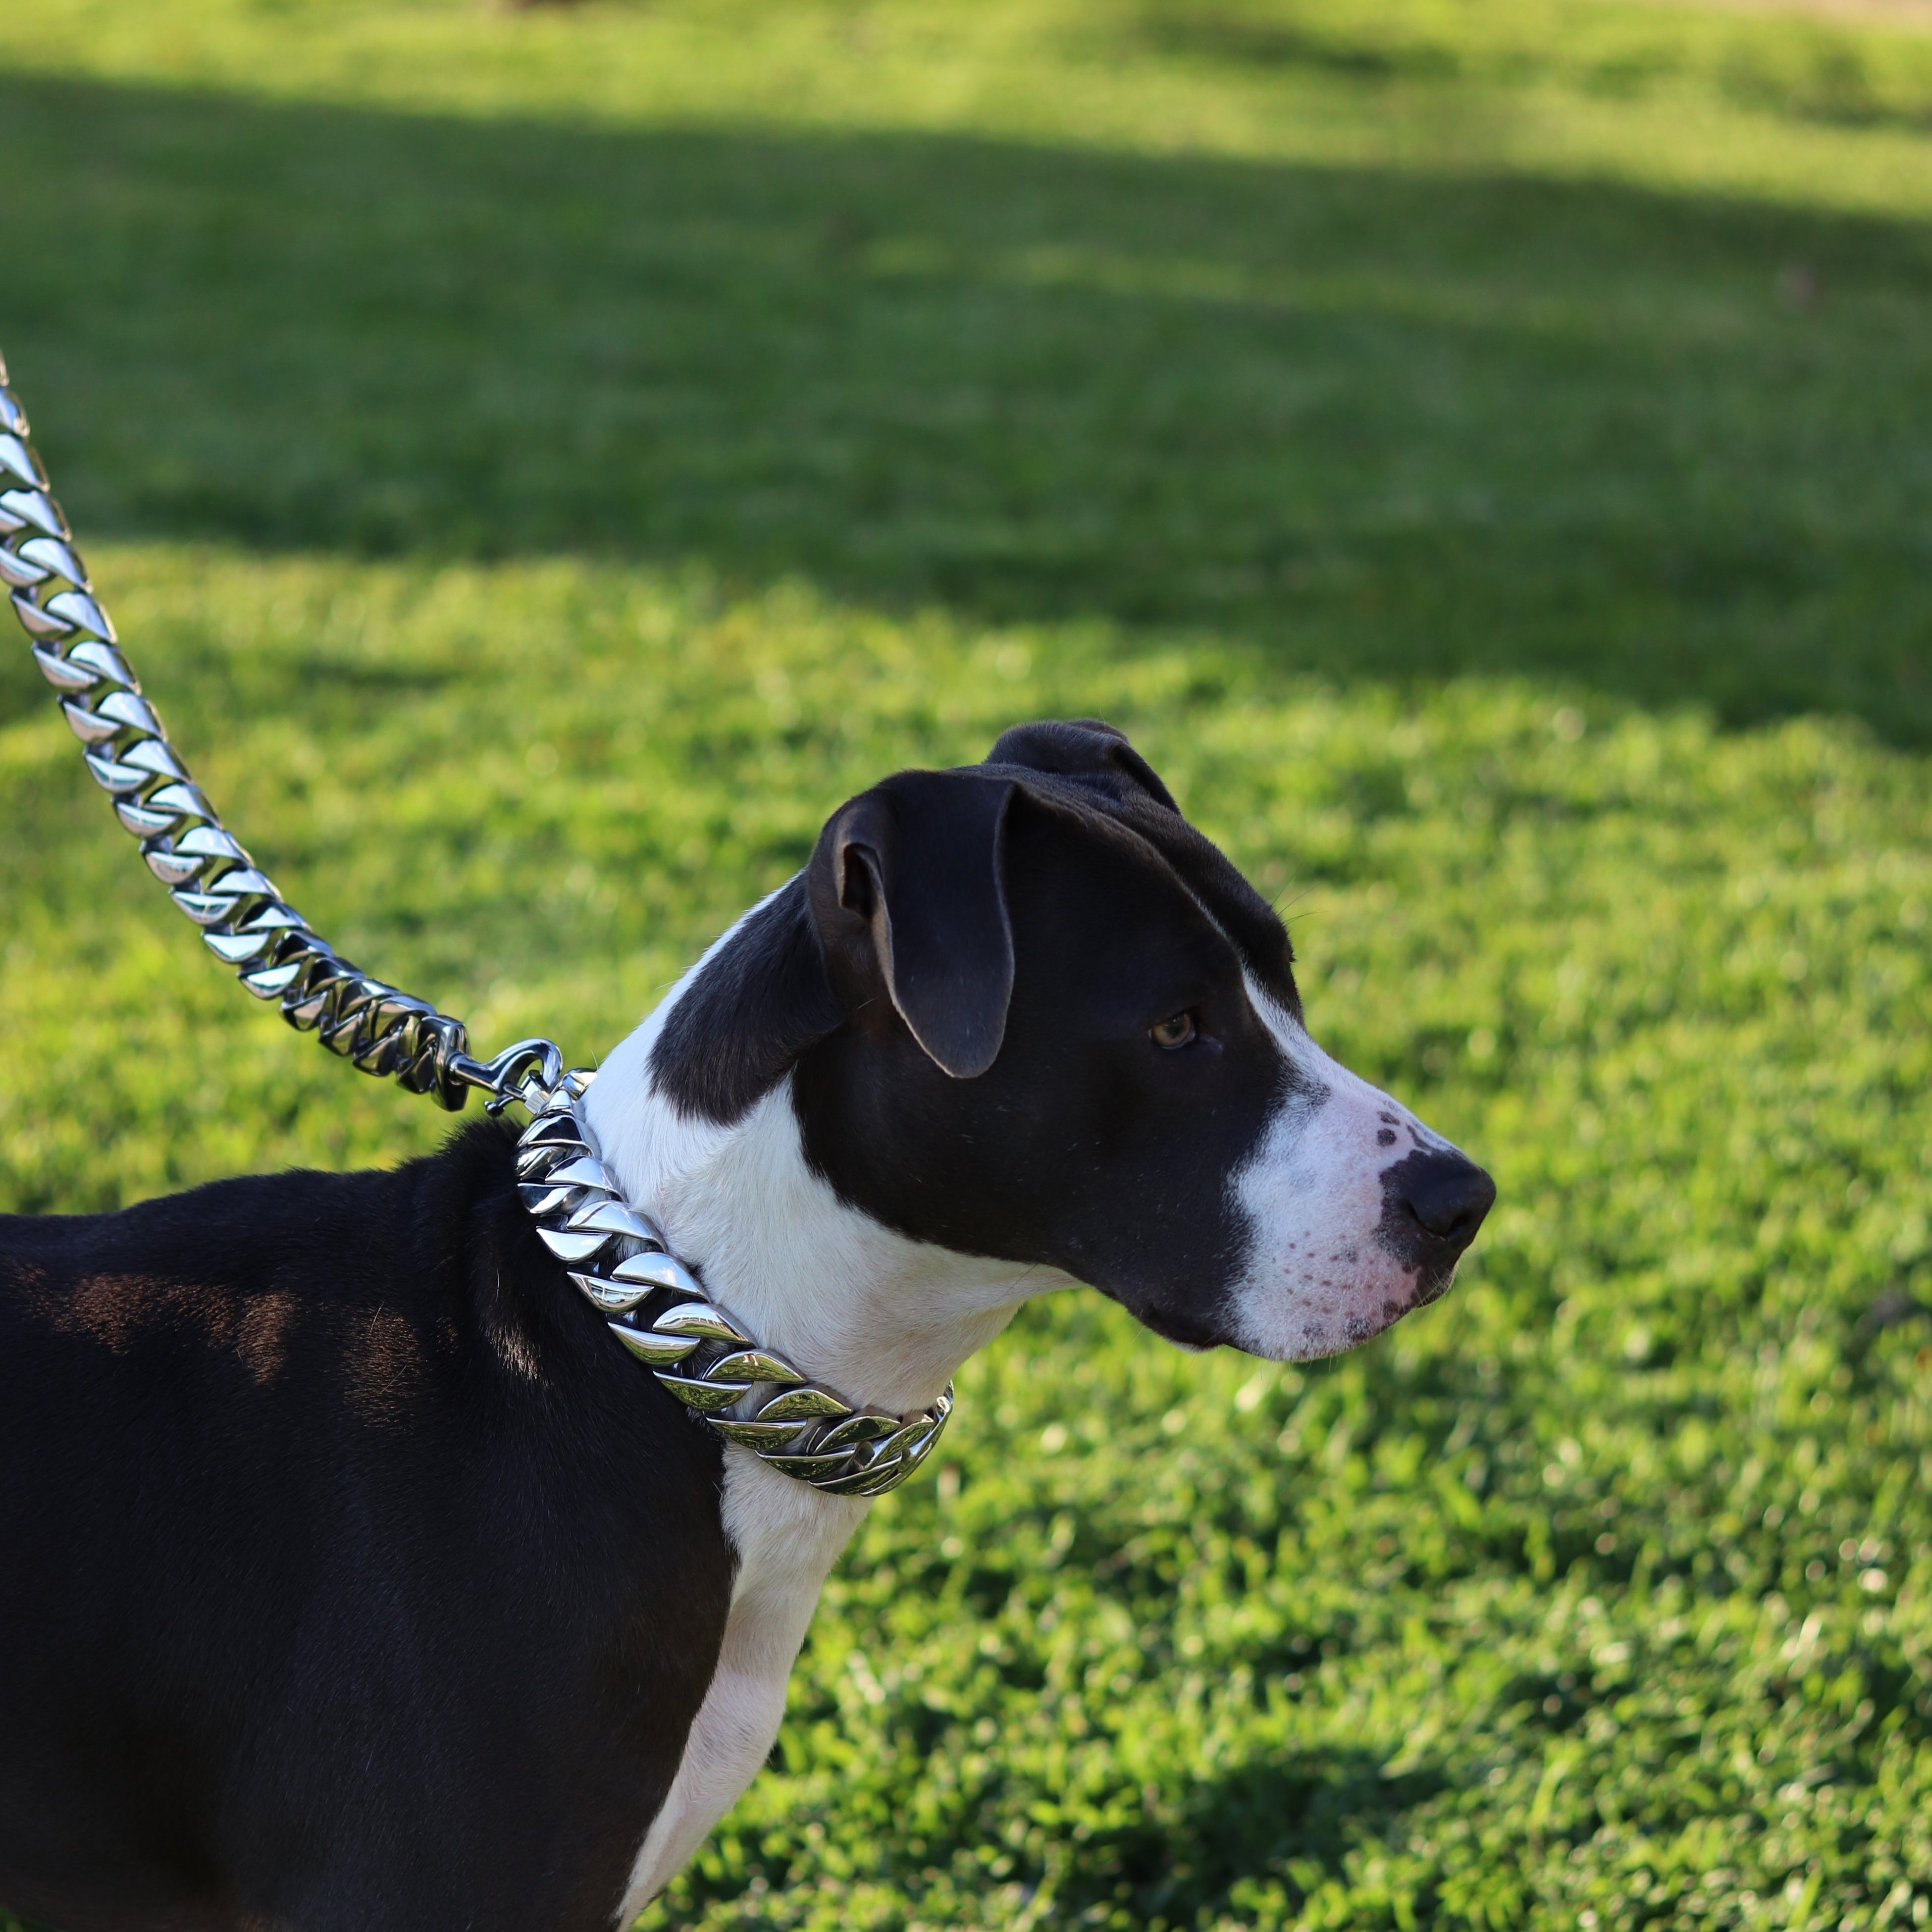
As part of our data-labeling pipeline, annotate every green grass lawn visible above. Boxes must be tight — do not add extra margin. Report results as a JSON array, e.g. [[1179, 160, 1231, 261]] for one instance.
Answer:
[[1, 2, 1930, 1928]]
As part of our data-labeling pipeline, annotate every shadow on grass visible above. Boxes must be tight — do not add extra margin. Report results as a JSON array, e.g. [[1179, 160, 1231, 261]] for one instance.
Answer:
[[1141, 1746, 1446, 1924], [1, 74, 1930, 742], [673, 1746, 1443, 1929], [1003, 1748, 1448, 1926]]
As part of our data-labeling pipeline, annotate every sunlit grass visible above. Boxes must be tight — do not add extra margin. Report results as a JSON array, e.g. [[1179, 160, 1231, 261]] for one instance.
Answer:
[[2, 0, 1932, 214]]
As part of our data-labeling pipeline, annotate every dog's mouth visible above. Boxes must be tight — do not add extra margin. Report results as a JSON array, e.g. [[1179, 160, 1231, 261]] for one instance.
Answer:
[[1292, 1282, 1435, 1359], [1224, 1208, 1489, 1361], [1411, 1260, 1463, 1308]]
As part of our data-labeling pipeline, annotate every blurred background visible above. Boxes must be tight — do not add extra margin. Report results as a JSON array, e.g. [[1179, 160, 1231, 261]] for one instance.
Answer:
[[1, 2, 1929, 1927]]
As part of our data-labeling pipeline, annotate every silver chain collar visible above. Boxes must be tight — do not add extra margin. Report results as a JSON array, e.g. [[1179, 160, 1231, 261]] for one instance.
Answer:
[[0, 351, 951, 1498]]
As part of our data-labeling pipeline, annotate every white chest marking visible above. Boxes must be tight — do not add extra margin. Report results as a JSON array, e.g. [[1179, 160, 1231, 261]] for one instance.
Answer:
[[614, 1459, 865, 1922]]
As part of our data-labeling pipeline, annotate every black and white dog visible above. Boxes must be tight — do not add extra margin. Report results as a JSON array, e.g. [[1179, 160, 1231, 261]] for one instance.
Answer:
[[0, 720, 1492, 1932]]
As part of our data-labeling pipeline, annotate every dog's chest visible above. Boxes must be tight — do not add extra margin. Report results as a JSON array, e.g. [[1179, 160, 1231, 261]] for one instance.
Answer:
[[616, 1455, 868, 1922]]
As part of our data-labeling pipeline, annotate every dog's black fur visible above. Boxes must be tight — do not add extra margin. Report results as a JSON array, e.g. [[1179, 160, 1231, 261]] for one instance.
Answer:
[[0, 1132, 729, 1932]]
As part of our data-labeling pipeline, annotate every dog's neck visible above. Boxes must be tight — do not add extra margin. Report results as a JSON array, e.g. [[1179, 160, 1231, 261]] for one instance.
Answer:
[[584, 995, 1058, 1418]]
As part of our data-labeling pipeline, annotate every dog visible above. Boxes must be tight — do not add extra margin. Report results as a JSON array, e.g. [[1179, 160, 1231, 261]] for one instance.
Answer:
[[0, 719, 1493, 1932]]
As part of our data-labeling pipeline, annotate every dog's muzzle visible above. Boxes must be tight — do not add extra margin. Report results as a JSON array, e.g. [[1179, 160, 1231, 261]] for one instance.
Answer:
[[1376, 1147, 1497, 1301]]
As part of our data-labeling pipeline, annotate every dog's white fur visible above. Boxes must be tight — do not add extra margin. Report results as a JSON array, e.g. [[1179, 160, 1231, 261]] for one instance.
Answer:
[[586, 919, 1468, 1922]]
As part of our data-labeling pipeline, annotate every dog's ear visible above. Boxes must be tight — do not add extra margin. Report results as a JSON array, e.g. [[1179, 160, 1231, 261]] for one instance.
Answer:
[[984, 718, 1178, 814], [808, 770, 1016, 1079]]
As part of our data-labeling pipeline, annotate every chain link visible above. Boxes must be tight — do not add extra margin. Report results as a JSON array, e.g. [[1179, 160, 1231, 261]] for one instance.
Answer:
[[1, 349, 950, 1496]]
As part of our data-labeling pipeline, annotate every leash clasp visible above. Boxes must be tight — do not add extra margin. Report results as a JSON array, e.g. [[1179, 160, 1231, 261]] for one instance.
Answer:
[[450, 1038, 569, 1115]]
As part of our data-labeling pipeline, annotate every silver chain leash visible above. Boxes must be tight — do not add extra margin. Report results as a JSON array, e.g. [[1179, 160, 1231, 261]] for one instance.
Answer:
[[0, 350, 951, 1496], [0, 349, 481, 1109]]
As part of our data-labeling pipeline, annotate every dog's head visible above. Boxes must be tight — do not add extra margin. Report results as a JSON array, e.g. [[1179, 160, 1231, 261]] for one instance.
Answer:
[[647, 720, 1493, 1361]]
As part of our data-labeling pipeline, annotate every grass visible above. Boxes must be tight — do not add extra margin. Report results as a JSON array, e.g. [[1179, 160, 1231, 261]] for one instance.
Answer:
[[0, 2, 1929, 1927]]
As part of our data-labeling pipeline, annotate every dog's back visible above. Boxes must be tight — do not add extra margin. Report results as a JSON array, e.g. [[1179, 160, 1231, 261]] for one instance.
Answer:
[[0, 1126, 732, 1932]]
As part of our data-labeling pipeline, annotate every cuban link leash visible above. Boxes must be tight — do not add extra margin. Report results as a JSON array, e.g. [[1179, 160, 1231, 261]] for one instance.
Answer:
[[0, 351, 950, 1499]]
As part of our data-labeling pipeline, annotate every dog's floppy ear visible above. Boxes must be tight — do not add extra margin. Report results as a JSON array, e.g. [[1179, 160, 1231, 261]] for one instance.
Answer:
[[984, 718, 1178, 814], [808, 770, 1016, 1079]]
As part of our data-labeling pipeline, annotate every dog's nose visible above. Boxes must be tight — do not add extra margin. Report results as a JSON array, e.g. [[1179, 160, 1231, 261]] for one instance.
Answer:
[[1391, 1151, 1496, 1256]]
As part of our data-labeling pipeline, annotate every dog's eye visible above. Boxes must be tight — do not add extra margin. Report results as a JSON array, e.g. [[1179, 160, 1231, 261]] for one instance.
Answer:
[[1149, 1011, 1197, 1050]]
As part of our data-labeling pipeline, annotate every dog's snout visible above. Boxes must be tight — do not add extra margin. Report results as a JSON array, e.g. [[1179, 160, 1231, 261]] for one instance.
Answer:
[[1399, 1153, 1496, 1250], [1376, 1147, 1496, 1278]]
